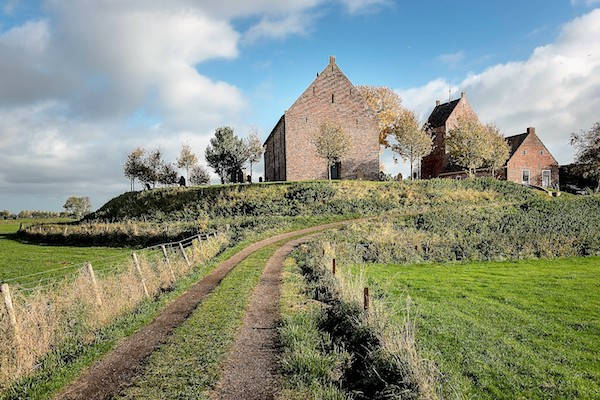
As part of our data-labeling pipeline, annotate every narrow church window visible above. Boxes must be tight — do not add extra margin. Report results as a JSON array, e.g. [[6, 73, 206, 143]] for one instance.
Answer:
[[313, 86, 315, 95], [523, 150, 527, 155], [305, 116, 308, 123], [332, 94, 335, 103], [349, 88, 352, 95], [540, 150, 544, 155]]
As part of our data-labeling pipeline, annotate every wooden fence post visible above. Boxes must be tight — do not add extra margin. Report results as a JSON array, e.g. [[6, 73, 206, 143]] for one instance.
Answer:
[[363, 287, 369, 312], [1, 283, 20, 343], [131, 252, 149, 298], [85, 262, 102, 306], [161, 245, 176, 281], [332, 258, 336, 275], [178, 242, 191, 267]]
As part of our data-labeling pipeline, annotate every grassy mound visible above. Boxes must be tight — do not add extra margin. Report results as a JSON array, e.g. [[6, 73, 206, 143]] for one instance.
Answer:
[[20, 179, 539, 247], [88, 179, 535, 222]]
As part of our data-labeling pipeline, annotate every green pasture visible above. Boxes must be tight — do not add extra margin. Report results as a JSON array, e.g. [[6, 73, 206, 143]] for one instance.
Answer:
[[355, 257, 600, 399], [0, 220, 130, 287]]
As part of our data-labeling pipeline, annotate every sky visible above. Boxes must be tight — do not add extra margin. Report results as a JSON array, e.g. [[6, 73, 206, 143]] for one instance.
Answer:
[[1, 0, 599, 212]]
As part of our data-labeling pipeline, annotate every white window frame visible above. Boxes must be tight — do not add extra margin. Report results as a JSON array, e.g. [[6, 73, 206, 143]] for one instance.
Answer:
[[542, 169, 551, 188], [522, 169, 530, 185]]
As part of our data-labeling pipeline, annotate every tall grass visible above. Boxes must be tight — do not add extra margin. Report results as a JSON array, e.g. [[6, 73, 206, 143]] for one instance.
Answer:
[[0, 234, 228, 390], [320, 242, 440, 400]]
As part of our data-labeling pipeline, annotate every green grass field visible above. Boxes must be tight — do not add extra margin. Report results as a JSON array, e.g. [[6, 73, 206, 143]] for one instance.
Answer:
[[0, 220, 130, 287], [355, 257, 600, 399]]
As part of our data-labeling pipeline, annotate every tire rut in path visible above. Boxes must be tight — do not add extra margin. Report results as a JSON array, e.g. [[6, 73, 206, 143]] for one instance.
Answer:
[[55, 220, 356, 400], [211, 234, 317, 400]]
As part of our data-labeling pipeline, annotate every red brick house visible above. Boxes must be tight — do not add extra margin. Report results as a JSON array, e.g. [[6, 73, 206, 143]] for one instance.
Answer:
[[421, 94, 559, 188], [263, 56, 379, 181]]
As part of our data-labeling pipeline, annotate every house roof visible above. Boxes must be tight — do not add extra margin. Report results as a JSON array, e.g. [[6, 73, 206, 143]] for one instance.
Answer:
[[426, 99, 460, 128], [505, 132, 528, 158]]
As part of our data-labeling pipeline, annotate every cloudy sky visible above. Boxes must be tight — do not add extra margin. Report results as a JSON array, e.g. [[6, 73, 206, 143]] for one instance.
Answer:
[[1, 0, 599, 212]]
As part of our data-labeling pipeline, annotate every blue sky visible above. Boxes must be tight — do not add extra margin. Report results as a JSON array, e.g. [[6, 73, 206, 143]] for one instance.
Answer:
[[1, 0, 599, 211]]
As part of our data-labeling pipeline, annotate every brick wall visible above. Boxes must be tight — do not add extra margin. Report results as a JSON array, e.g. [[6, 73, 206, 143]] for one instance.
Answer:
[[264, 116, 286, 181], [282, 56, 380, 181], [506, 129, 559, 187]]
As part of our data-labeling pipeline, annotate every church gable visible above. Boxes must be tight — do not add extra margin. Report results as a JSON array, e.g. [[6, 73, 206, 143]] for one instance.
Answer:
[[268, 56, 379, 182]]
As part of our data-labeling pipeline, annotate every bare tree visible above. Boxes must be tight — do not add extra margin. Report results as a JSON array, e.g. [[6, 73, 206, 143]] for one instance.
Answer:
[[124, 147, 145, 191], [390, 110, 432, 179], [313, 121, 351, 181], [140, 148, 164, 188], [176, 144, 198, 182], [63, 196, 92, 219], [245, 129, 264, 182], [158, 162, 178, 186], [190, 165, 211, 185], [571, 122, 600, 192]]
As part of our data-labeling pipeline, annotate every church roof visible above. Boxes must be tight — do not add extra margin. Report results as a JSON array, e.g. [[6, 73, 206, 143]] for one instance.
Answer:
[[426, 99, 460, 128]]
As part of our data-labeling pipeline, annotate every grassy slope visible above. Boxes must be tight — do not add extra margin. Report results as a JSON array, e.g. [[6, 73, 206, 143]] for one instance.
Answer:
[[118, 242, 284, 399], [0, 221, 129, 286], [356, 257, 600, 399]]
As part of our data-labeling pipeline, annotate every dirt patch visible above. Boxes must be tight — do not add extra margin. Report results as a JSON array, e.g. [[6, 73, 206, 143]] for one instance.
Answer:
[[55, 220, 357, 400], [211, 235, 316, 400]]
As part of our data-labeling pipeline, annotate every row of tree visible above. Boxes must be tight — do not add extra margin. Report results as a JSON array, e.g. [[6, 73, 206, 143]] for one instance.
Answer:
[[124, 128, 264, 190], [124, 146, 210, 190]]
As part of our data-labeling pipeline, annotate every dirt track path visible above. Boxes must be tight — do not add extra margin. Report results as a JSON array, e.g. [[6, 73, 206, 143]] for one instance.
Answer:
[[211, 235, 316, 400], [55, 220, 356, 400]]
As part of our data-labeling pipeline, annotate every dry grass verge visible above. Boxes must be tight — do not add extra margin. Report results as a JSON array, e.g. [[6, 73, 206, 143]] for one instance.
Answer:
[[0, 234, 228, 390], [290, 240, 441, 400]]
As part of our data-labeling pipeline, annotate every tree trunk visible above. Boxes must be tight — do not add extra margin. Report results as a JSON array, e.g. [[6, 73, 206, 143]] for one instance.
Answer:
[[328, 161, 331, 181], [249, 161, 253, 183], [409, 156, 414, 180], [596, 179, 600, 193]]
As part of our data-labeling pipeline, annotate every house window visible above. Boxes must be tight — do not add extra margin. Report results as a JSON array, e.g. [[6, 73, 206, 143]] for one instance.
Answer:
[[542, 170, 551, 188], [332, 94, 335, 103], [522, 169, 530, 185]]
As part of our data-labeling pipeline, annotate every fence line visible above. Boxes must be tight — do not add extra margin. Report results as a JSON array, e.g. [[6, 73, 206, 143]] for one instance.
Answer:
[[0, 230, 228, 387], [0, 231, 219, 290]]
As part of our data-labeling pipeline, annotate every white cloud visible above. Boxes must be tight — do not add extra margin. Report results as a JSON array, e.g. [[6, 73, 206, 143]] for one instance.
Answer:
[[397, 9, 600, 166], [436, 50, 465, 66], [244, 12, 314, 42], [0, 0, 390, 211], [2, 0, 19, 15], [570, 0, 600, 6], [339, 0, 390, 14]]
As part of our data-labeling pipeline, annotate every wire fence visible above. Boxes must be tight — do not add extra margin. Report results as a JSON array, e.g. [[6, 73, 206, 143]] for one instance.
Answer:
[[1, 231, 219, 291], [0, 230, 226, 387]]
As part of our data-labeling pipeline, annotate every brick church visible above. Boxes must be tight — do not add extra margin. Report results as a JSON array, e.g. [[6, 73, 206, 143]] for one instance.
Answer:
[[263, 56, 380, 181], [421, 93, 559, 188]]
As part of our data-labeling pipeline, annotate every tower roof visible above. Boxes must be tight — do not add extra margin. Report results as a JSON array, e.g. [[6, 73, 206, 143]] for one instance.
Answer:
[[427, 99, 460, 128]]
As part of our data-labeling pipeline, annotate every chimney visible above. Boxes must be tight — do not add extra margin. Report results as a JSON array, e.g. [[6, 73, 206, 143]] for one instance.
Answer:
[[461, 92, 465, 99], [435, 100, 440, 106], [329, 55, 336, 65], [527, 127, 535, 135]]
